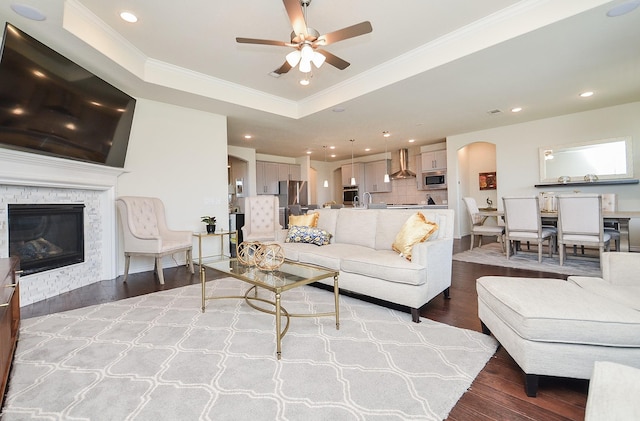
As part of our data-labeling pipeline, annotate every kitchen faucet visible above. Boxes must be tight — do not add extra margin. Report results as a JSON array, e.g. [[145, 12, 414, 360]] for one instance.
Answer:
[[362, 192, 372, 208]]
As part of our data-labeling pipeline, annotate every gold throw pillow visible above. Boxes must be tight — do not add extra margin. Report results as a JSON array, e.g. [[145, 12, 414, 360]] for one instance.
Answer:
[[289, 211, 319, 227], [392, 212, 439, 261]]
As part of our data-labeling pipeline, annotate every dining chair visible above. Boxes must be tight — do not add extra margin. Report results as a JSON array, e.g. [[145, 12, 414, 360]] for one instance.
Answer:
[[557, 194, 610, 267], [601, 193, 620, 251], [502, 196, 556, 263], [462, 197, 505, 251]]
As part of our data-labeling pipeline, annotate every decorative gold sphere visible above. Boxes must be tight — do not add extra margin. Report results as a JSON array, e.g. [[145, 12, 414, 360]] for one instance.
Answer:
[[237, 241, 262, 266], [255, 243, 285, 271]]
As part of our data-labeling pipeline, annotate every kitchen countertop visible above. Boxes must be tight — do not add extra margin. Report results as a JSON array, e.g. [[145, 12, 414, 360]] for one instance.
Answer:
[[349, 204, 448, 209]]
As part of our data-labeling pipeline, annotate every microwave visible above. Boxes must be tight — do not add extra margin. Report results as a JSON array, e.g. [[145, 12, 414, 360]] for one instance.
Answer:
[[421, 171, 447, 190]]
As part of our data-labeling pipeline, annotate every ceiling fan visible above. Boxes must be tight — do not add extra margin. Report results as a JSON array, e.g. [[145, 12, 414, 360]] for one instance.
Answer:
[[236, 0, 372, 75]]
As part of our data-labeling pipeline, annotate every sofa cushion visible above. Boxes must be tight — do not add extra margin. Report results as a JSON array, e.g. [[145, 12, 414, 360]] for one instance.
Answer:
[[391, 212, 439, 260], [334, 209, 377, 248], [284, 225, 331, 246], [297, 243, 371, 271], [341, 250, 426, 286], [289, 212, 319, 227], [477, 276, 640, 347], [315, 209, 339, 243], [279, 241, 318, 261], [569, 277, 640, 311]]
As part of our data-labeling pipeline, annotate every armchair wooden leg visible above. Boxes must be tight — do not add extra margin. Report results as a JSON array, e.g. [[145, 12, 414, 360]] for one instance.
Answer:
[[155, 257, 165, 285], [123, 254, 131, 283], [186, 248, 195, 274]]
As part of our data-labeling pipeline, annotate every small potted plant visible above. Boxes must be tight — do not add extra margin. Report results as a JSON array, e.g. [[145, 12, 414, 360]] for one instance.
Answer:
[[201, 216, 217, 233]]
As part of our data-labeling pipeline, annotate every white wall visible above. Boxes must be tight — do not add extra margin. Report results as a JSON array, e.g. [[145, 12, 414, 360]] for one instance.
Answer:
[[447, 101, 640, 249], [116, 99, 229, 274]]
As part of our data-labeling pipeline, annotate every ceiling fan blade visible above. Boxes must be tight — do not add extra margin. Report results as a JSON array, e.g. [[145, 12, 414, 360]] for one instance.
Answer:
[[236, 37, 290, 47], [314, 21, 372, 47], [316, 49, 350, 70], [273, 61, 293, 75], [283, 0, 308, 39]]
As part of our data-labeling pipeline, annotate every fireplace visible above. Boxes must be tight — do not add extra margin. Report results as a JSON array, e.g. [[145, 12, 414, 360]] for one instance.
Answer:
[[8, 204, 85, 275]]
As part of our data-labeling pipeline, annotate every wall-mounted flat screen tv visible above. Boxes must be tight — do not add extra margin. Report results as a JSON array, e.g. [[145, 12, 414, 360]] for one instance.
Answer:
[[0, 23, 136, 167]]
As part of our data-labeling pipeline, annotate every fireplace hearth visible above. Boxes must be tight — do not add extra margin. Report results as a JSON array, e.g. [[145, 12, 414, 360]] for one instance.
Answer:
[[8, 204, 85, 275]]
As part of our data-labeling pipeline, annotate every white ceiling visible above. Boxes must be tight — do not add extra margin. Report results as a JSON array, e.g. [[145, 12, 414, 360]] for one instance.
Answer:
[[1, 0, 640, 160]]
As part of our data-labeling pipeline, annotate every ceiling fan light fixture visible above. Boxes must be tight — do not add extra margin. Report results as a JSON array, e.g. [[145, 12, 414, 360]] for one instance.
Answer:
[[299, 59, 312, 73], [312, 51, 326, 68], [299, 76, 310, 86], [286, 50, 301, 67], [300, 44, 314, 61]]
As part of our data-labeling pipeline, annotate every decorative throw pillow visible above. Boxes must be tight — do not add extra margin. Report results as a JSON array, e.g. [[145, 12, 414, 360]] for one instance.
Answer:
[[285, 225, 332, 246], [391, 212, 439, 261], [289, 211, 319, 227]]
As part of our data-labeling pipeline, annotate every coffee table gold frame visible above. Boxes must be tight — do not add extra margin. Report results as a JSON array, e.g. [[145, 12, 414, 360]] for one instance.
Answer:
[[200, 257, 339, 359]]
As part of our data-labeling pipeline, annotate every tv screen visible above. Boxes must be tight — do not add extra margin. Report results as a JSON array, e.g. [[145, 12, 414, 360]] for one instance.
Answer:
[[0, 23, 136, 167]]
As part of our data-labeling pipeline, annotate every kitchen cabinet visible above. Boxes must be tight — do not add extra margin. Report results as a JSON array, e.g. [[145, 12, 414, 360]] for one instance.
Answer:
[[364, 160, 392, 193], [1, 257, 20, 406], [256, 161, 279, 194], [421, 150, 447, 170], [341, 163, 365, 187], [278, 163, 301, 181]]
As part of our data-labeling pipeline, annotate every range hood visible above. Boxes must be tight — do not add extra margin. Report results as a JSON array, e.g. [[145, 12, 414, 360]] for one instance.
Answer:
[[390, 148, 416, 179]]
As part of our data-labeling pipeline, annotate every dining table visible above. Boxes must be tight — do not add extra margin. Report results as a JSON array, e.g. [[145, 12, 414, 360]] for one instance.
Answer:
[[477, 209, 640, 252]]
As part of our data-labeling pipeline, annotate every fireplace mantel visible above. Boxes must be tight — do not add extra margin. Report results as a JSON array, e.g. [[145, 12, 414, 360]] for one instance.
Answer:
[[0, 148, 125, 305], [0, 149, 127, 190]]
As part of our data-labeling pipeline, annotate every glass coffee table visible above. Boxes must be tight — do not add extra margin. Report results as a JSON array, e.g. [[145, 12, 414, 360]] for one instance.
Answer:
[[201, 257, 339, 359]]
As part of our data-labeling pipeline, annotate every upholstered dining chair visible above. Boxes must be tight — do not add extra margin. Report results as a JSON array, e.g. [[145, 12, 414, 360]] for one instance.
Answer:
[[502, 196, 556, 263], [557, 194, 610, 267], [462, 196, 505, 251], [116, 196, 194, 284], [601, 193, 620, 251], [241, 195, 282, 241]]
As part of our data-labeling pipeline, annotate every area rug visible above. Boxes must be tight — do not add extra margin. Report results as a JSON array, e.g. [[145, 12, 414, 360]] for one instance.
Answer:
[[453, 242, 602, 277], [3, 279, 497, 421]]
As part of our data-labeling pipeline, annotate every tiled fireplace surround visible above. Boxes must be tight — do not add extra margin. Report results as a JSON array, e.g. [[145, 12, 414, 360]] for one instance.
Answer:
[[0, 149, 123, 306]]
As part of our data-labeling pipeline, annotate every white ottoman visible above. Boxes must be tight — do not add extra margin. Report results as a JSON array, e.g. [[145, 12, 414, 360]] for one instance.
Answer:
[[476, 276, 640, 397]]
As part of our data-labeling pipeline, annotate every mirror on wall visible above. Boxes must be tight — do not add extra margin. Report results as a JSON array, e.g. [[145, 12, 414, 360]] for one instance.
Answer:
[[539, 137, 633, 182]]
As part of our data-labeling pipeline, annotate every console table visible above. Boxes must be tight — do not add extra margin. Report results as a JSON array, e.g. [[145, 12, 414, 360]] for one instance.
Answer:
[[1, 257, 20, 405]]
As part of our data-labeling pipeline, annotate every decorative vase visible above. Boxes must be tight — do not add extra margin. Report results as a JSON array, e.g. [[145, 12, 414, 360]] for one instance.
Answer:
[[206, 224, 216, 234]]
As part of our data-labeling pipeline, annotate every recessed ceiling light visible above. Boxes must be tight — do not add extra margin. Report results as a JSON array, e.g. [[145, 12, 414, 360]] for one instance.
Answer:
[[120, 11, 138, 23], [408, 139, 415, 143], [365, 148, 371, 152], [580, 91, 594, 98], [10, 4, 46, 21], [244, 135, 252, 139], [607, 0, 640, 17], [382, 131, 390, 137], [306, 150, 312, 154], [330, 154, 336, 158], [329, 146, 336, 149], [511, 107, 523, 113], [332, 107, 345, 113]]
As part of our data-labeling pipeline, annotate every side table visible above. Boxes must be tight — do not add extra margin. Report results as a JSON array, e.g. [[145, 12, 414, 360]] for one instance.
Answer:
[[193, 230, 237, 267]]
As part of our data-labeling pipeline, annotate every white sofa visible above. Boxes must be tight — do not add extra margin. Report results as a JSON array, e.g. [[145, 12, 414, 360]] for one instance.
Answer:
[[275, 208, 455, 322], [477, 252, 640, 397]]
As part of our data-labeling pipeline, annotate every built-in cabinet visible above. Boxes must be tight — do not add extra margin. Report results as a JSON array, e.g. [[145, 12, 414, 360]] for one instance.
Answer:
[[256, 161, 279, 194], [1, 257, 20, 406], [364, 160, 392, 193], [278, 163, 301, 181], [341, 163, 365, 187], [421, 150, 447, 171], [257, 161, 302, 194]]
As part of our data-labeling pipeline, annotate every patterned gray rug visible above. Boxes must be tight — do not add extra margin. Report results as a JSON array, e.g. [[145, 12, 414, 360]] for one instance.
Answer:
[[3, 279, 497, 421], [453, 242, 602, 277]]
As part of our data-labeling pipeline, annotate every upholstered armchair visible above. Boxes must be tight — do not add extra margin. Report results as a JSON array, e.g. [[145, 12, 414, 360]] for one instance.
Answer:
[[116, 196, 194, 284], [241, 196, 281, 241]]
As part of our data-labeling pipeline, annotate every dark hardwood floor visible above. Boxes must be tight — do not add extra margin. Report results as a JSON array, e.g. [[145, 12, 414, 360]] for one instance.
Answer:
[[19, 237, 588, 420]]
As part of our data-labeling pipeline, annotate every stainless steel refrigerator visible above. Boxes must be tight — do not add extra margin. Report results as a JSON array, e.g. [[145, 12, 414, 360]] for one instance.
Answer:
[[278, 180, 308, 227]]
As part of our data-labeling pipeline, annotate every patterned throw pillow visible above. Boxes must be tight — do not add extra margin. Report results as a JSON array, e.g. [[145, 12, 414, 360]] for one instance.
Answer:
[[285, 225, 332, 246], [391, 212, 439, 261], [289, 212, 319, 227]]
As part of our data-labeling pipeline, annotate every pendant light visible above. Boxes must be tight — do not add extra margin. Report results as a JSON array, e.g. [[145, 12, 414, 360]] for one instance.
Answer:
[[323, 146, 329, 188], [383, 132, 390, 183], [350, 139, 356, 186]]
